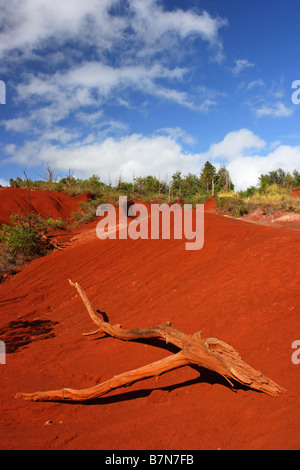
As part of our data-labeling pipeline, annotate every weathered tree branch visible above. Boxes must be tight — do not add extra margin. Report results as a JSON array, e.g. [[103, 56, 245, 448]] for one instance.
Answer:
[[15, 280, 286, 402]]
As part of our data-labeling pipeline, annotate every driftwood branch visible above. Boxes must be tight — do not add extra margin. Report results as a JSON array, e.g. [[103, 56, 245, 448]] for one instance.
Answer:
[[15, 280, 286, 402]]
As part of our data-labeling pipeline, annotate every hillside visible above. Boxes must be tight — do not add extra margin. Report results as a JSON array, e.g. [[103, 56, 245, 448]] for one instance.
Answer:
[[0, 187, 88, 226], [0, 195, 299, 450]]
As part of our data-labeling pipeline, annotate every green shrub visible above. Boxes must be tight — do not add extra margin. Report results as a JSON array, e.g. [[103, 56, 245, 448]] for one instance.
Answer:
[[235, 204, 249, 217], [71, 197, 105, 225], [239, 184, 300, 213], [0, 213, 63, 278], [0, 214, 53, 278], [216, 197, 251, 217], [45, 217, 66, 230]]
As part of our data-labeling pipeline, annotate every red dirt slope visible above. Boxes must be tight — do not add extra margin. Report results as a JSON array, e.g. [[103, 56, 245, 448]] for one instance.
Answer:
[[0, 200, 299, 450], [0, 187, 88, 225], [291, 189, 300, 198]]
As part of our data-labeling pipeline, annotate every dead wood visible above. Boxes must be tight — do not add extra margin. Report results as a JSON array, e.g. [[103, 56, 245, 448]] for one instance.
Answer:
[[15, 280, 286, 402]]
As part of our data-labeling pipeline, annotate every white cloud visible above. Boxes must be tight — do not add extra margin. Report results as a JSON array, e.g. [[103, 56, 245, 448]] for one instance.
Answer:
[[244, 79, 294, 120], [248, 79, 265, 89], [5, 127, 300, 191], [0, 0, 226, 64], [155, 127, 196, 146], [13, 62, 191, 121], [255, 102, 294, 118], [202, 128, 266, 161], [198, 129, 300, 190], [227, 145, 300, 190], [7, 58, 218, 134], [0, 0, 125, 56], [0, 0, 229, 160], [231, 59, 255, 75], [4, 144, 16, 154], [0, 178, 9, 187], [5, 133, 200, 184], [60, 62, 188, 102], [1, 117, 32, 133], [12, 71, 97, 129], [130, 0, 227, 48]]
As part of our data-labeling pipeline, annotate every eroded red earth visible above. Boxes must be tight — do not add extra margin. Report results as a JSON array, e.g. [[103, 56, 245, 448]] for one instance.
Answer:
[[0, 189, 299, 449]]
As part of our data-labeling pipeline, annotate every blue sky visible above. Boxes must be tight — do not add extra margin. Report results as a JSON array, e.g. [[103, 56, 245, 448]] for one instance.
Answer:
[[0, 0, 299, 190]]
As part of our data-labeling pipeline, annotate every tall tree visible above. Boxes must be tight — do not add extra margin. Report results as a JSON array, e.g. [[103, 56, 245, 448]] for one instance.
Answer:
[[171, 171, 183, 195], [200, 161, 217, 192]]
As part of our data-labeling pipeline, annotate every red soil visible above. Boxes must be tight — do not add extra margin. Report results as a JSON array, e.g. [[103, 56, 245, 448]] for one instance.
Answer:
[[0, 187, 88, 225], [291, 188, 300, 198], [237, 208, 300, 231], [0, 195, 299, 450]]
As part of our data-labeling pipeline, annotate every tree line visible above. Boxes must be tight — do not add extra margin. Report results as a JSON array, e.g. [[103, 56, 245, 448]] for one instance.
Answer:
[[115, 161, 233, 198], [8, 161, 234, 199], [8, 161, 300, 200]]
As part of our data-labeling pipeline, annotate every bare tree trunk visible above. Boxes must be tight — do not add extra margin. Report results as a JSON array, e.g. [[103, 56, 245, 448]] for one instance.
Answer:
[[15, 281, 286, 402], [39, 161, 58, 183]]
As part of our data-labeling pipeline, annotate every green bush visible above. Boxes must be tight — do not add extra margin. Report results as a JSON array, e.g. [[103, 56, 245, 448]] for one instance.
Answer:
[[216, 197, 251, 218], [0, 214, 50, 262], [234, 204, 249, 217], [0, 214, 60, 277], [45, 217, 66, 230], [71, 197, 105, 225]]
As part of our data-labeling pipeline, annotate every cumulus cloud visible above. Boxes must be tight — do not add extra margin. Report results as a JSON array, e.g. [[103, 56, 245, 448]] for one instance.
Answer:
[[198, 129, 300, 190], [227, 145, 300, 190], [4, 128, 300, 191], [204, 131, 300, 190], [201, 129, 266, 161], [5, 133, 200, 184]]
